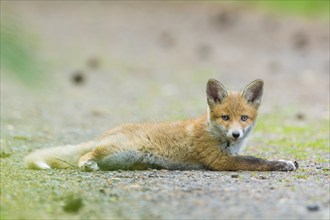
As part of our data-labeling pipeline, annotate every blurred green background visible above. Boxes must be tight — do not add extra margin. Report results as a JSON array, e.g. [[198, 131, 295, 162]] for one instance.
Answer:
[[1, 1, 329, 87], [255, 1, 329, 18]]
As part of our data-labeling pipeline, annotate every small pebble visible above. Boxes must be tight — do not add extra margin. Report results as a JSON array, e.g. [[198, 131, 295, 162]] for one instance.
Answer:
[[295, 113, 305, 120], [71, 71, 85, 85], [307, 204, 320, 212], [259, 175, 267, 180], [231, 174, 239, 178]]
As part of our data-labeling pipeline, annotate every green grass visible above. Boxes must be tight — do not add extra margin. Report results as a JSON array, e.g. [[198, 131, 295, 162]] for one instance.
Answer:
[[251, 1, 329, 19], [211, 1, 329, 19], [1, 13, 46, 87], [251, 113, 329, 163], [294, 174, 308, 180]]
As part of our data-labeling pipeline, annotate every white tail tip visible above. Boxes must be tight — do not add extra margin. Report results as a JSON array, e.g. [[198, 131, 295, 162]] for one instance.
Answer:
[[33, 161, 51, 169]]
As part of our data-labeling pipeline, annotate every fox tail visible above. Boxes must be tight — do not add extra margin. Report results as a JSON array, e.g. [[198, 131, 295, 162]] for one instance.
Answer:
[[24, 141, 95, 169]]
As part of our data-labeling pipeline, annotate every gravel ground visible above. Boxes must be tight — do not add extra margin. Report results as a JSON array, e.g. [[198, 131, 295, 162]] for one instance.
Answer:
[[1, 2, 329, 219]]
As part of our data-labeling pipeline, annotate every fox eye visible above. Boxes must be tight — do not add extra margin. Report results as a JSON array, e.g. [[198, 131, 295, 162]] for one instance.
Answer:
[[241, 115, 248, 121], [221, 115, 230, 121]]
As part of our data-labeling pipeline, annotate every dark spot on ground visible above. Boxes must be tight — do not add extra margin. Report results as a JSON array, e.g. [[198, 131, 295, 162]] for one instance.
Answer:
[[71, 71, 86, 85], [86, 57, 100, 70], [307, 204, 320, 212], [63, 195, 84, 213], [295, 113, 305, 120], [231, 174, 239, 178], [159, 31, 176, 48], [109, 193, 119, 199], [91, 108, 106, 117], [292, 31, 309, 50], [212, 9, 238, 28]]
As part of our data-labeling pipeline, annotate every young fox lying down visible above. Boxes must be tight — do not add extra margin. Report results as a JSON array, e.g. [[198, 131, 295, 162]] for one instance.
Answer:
[[25, 79, 298, 171]]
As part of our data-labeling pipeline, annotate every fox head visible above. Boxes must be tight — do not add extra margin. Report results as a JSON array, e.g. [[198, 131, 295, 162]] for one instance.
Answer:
[[206, 79, 263, 143]]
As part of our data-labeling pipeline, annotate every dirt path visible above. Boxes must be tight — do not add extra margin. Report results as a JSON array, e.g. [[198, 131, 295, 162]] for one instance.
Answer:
[[1, 2, 329, 219]]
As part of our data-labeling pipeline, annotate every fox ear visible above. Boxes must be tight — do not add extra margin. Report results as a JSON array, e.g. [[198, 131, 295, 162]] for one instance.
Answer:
[[241, 79, 264, 108], [206, 79, 228, 107]]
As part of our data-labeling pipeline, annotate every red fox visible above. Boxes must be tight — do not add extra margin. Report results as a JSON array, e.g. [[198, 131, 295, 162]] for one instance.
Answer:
[[25, 79, 298, 171]]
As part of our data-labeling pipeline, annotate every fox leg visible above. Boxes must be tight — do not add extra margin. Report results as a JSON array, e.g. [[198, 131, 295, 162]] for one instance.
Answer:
[[209, 155, 298, 171], [78, 143, 125, 171], [78, 151, 100, 171]]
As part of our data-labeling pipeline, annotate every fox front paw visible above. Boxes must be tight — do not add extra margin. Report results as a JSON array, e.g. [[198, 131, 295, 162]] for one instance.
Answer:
[[277, 160, 299, 171], [79, 160, 100, 172]]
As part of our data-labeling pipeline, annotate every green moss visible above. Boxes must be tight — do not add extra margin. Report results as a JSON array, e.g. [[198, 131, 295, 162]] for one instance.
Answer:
[[294, 174, 308, 180], [251, 113, 329, 163]]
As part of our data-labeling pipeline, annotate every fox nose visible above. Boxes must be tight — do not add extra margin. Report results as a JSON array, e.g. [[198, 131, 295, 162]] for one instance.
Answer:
[[232, 132, 240, 139]]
